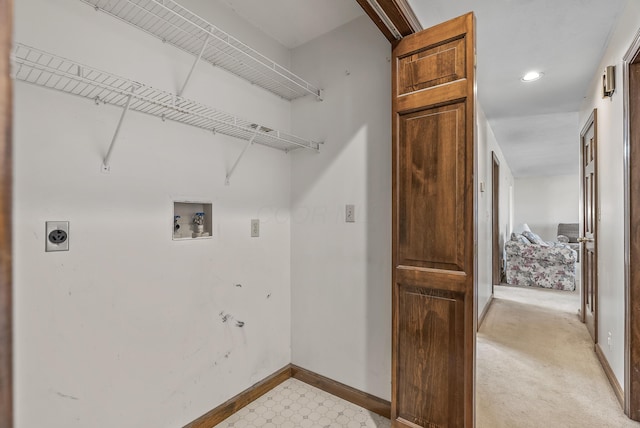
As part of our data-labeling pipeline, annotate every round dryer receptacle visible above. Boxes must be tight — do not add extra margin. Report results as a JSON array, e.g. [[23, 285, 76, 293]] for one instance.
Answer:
[[48, 229, 68, 244]]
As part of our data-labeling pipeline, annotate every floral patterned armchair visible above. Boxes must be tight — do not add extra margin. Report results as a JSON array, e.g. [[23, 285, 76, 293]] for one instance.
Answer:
[[505, 232, 578, 291]]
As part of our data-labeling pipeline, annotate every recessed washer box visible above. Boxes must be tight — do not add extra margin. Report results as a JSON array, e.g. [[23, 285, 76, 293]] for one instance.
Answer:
[[173, 202, 213, 240]]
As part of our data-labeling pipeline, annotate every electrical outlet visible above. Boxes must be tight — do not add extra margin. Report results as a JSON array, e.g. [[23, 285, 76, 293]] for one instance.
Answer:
[[251, 219, 260, 237], [608, 331, 612, 350], [46, 221, 69, 252], [345, 204, 355, 223]]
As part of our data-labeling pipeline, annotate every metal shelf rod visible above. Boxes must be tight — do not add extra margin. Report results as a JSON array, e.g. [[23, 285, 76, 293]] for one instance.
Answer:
[[225, 128, 259, 185], [103, 88, 135, 170], [81, 0, 323, 101], [177, 32, 210, 98], [12, 43, 321, 160]]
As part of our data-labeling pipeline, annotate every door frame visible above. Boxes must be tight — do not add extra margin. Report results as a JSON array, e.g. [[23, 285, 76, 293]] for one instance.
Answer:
[[354, 0, 422, 42], [0, 0, 13, 427], [491, 152, 500, 287], [580, 109, 598, 342], [623, 26, 640, 420]]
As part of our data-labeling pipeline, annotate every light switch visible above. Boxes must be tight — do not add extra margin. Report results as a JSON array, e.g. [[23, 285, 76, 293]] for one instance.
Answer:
[[346, 205, 355, 223]]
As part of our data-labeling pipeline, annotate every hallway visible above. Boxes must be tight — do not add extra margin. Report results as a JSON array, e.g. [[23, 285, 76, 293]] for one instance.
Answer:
[[477, 285, 639, 427]]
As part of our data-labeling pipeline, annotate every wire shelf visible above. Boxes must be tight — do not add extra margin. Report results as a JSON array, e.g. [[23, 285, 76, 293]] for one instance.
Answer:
[[80, 0, 322, 101], [12, 43, 321, 153]]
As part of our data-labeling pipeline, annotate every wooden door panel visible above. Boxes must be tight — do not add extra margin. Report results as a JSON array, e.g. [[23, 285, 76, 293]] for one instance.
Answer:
[[396, 268, 467, 294], [396, 81, 467, 113], [396, 286, 464, 428], [592, 177, 595, 232], [585, 175, 591, 233], [392, 12, 475, 428], [585, 251, 595, 310], [398, 37, 467, 95], [398, 103, 466, 271]]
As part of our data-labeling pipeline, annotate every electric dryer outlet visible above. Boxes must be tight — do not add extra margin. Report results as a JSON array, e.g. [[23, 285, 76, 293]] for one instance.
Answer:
[[46, 221, 69, 252]]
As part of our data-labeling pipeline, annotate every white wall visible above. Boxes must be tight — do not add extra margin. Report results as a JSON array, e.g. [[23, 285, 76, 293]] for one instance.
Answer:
[[578, 0, 640, 389], [179, 0, 292, 68], [289, 16, 392, 400], [477, 106, 515, 318], [14, 0, 295, 426], [513, 174, 580, 242]]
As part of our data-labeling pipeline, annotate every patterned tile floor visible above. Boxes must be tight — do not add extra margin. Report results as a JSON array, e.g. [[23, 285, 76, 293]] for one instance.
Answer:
[[214, 378, 391, 428]]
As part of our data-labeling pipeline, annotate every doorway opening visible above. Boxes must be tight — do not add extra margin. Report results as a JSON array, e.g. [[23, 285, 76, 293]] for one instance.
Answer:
[[580, 109, 598, 344]]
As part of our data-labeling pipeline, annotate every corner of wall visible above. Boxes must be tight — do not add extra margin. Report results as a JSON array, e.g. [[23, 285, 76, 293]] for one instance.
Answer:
[[288, 15, 392, 400]]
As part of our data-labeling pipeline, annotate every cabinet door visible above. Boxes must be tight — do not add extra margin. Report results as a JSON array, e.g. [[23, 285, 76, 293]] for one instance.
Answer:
[[392, 12, 476, 428]]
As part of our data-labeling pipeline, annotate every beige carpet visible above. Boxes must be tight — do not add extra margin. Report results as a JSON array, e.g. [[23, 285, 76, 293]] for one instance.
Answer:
[[477, 285, 640, 428]]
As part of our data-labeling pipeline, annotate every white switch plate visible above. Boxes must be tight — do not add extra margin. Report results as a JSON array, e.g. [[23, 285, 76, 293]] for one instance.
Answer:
[[251, 219, 260, 237], [346, 205, 355, 223], [46, 221, 69, 252]]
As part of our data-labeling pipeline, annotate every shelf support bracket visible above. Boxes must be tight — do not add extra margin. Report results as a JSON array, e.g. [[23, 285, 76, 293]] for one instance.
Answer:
[[102, 87, 135, 171], [225, 128, 260, 185], [177, 33, 211, 98]]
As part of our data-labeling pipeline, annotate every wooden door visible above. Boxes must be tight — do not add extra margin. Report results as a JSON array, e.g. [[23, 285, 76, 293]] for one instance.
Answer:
[[580, 110, 597, 343], [0, 0, 13, 427], [392, 13, 476, 428], [492, 153, 501, 286], [625, 37, 640, 419]]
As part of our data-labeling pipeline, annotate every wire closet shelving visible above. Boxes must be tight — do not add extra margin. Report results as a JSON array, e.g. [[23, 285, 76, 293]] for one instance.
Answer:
[[80, 0, 323, 101], [12, 43, 321, 155]]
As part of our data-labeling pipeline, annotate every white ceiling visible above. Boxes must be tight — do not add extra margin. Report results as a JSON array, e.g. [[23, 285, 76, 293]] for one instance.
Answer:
[[216, 0, 629, 177], [407, 0, 627, 177], [218, 0, 364, 49]]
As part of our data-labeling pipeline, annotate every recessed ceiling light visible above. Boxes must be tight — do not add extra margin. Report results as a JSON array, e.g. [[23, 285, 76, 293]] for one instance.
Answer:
[[521, 71, 544, 82]]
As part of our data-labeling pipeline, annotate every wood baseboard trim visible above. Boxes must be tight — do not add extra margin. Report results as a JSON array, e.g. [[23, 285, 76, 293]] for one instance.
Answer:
[[184, 363, 391, 427], [290, 364, 391, 419], [478, 293, 494, 330], [595, 343, 624, 408], [183, 365, 292, 428]]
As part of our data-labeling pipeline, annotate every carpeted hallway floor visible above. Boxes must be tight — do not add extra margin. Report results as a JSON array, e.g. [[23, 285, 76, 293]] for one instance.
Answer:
[[477, 284, 640, 427]]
